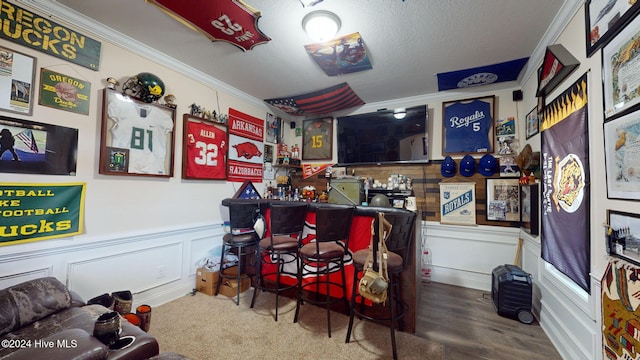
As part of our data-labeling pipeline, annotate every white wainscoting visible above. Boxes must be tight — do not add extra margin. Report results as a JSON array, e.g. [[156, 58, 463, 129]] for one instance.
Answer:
[[0, 224, 226, 308]]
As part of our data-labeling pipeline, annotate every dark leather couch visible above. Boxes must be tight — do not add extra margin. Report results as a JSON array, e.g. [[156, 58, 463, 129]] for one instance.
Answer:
[[0, 277, 159, 359]]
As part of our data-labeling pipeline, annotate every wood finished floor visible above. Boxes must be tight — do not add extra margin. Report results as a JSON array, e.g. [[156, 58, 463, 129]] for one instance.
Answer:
[[415, 281, 563, 360]]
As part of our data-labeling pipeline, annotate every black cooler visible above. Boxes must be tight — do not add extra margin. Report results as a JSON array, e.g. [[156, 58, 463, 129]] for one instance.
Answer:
[[491, 264, 534, 324]]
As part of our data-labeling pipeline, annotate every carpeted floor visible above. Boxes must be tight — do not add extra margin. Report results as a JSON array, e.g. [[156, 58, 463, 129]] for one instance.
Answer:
[[148, 290, 444, 359]]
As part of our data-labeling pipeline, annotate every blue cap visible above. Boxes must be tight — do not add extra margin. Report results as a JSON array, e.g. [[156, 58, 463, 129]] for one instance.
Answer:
[[479, 154, 497, 176], [441, 156, 456, 177], [460, 155, 476, 177]]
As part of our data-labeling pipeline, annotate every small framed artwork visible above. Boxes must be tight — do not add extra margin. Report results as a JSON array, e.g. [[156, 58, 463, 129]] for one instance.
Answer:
[[525, 107, 540, 139], [536, 44, 579, 98], [585, 0, 640, 57], [602, 13, 640, 121], [39, 68, 91, 115], [265, 113, 280, 144], [182, 114, 228, 180], [607, 209, 640, 266], [0, 45, 36, 115], [99, 88, 176, 177], [302, 117, 333, 160], [486, 178, 520, 222], [520, 183, 539, 235], [604, 111, 640, 200], [442, 95, 494, 155]]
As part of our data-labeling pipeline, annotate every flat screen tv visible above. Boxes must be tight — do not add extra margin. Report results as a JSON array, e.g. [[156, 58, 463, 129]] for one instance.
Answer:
[[337, 105, 428, 166]]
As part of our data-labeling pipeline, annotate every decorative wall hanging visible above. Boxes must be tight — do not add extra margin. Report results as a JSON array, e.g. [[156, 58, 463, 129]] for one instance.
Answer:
[[304, 32, 372, 76], [436, 58, 528, 91], [264, 82, 365, 116], [0, 115, 78, 175], [99, 89, 176, 177], [227, 108, 264, 183], [146, 0, 271, 51], [602, 13, 640, 121], [442, 95, 495, 155], [486, 178, 520, 222], [0, 1, 101, 70], [39, 68, 91, 115], [540, 73, 590, 292], [182, 114, 228, 180], [439, 181, 476, 226], [0, 45, 35, 115], [536, 44, 579, 97], [302, 117, 332, 161], [604, 110, 640, 200], [585, 0, 640, 57]]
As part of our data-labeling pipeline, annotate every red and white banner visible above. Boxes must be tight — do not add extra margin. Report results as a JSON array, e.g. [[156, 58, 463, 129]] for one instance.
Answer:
[[302, 163, 331, 179], [227, 108, 264, 182]]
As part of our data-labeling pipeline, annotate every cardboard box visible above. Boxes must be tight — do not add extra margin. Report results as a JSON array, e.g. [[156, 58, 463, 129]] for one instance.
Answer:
[[195, 266, 251, 297]]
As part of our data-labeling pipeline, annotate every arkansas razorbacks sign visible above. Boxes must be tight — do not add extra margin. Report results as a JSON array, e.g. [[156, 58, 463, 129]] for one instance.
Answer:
[[146, 0, 270, 51], [227, 108, 264, 182]]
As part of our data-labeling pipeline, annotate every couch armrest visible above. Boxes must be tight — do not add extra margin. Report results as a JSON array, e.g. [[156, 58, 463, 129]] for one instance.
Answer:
[[69, 290, 86, 307], [2, 328, 108, 360]]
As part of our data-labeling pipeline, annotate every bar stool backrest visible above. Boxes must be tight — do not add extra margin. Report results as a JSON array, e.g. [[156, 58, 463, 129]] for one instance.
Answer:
[[371, 210, 417, 271], [269, 203, 309, 238], [315, 204, 355, 245], [229, 201, 262, 234]]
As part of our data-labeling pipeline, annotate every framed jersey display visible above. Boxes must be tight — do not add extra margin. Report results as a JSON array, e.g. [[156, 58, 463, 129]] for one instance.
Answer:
[[99, 88, 176, 177], [302, 117, 333, 160], [442, 95, 495, 155], [182, 114, 228, 180]]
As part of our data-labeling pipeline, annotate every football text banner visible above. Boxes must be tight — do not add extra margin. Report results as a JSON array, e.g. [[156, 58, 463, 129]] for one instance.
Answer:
[[541, 73, 590, 292], [0, 183, 86, 246]]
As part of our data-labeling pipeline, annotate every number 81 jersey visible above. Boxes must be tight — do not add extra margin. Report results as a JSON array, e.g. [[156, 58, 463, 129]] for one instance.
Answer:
[[185, 121, 227, 179]]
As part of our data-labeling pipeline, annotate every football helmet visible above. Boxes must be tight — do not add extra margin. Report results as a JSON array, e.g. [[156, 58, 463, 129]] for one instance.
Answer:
[[122, 72, 165, 103]]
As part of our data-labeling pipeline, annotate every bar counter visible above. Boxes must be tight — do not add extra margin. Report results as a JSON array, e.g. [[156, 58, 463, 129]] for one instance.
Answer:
[[222, 198, 419, 333]]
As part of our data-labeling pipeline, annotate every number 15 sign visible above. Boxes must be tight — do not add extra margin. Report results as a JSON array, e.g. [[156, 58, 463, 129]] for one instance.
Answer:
[[302, 118, 333, 161]]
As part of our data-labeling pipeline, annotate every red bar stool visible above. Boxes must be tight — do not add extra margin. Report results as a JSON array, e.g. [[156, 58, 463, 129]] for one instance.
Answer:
[[215, 201, 262, 305], [294, 204, 355, 337], [251, 202, 308, 321], [345, 210, 417, 360]]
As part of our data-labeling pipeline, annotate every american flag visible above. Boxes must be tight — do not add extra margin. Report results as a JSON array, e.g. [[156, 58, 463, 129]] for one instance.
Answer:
[[264, 82, 365, 116], [15, 129, 38, 153]]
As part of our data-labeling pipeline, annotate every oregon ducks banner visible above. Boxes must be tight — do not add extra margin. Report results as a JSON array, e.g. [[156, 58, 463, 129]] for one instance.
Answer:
[[0, 183, 86, 246]]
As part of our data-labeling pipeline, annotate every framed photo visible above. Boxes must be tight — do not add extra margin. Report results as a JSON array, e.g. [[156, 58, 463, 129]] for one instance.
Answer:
[[486, 178, 520, 222], [182, 114, 228, 180], [536, 44, 579, 98], [607, 209, 640, 266], [525, 107, 540, 139], [302, 117, 333, 160], [0, 45, 36, 115], [604, 111, 640, 200], [265, 112, 280, 144], [442, 95, 495, 155], [38, 68, 91, 115], [585, 0, 640, 57], [603, 13, 640, 121], [520, 183, 539, 235], [99, 88, 176, 177]]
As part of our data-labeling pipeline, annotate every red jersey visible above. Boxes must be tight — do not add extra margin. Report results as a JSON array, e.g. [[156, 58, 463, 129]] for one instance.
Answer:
[[185, 121, 227, 179]]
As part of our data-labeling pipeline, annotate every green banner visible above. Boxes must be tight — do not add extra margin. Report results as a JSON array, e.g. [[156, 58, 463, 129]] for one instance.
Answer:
[[39, 68, 91, 115], [0, 1, 101, 70], [0, 183, 86, 245]]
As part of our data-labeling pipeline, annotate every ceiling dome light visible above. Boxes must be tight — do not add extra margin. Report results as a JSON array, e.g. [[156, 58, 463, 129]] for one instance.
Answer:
[[393, 108, 407, 119], [302, 10, 341, 42]]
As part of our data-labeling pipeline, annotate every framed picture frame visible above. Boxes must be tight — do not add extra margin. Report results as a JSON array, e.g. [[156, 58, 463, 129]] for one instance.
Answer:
[[0, 45, 36, 116], [603, 13, 640, 121], [99, 88, 176, 177], [536, 44, 580, 98], [182, 114, 228, 180], [265, 112, 280, 144], [585, 0, 640, 57], [525, 107, 540, 139], [302, 117, 333, 160], [604, 111, 640, 200], [607, 209, 640, 266], [520, 183, 539, 235], [486, 178, 520, 222], [442, 95, 495, 155], [38, 68, 91, 115], [439, 181, 476, 226]]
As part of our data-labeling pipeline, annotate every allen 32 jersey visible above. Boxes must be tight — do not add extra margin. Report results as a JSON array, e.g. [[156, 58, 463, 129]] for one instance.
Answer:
[[185, 120, 227, 179]]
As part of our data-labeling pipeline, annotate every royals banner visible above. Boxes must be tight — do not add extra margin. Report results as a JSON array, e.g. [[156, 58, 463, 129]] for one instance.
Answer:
[[0, 183, 86, 246], [541, 73, 590, 292]]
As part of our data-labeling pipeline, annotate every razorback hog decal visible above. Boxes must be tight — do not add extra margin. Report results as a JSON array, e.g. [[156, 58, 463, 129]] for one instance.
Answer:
[[233, 142, 262, 159]]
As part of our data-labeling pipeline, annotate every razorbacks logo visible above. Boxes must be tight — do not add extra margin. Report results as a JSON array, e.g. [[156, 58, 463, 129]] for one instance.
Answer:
[[232, 142, 262, 159]]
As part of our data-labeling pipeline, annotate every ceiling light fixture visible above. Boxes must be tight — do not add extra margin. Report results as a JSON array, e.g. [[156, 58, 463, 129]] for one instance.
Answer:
[[302, 10, 341, 42], [393, 108, 407, 119]]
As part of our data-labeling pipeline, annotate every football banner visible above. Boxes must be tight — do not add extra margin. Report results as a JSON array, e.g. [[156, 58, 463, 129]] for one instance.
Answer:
[[227, 108, 264, 182], [0, 183, 86, 246], [541, 73, 590, 292], [265, 82, 364, 116]]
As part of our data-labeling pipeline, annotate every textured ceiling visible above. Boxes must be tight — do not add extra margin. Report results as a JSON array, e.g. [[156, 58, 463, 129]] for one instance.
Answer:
[[28, 0, 572, 114]]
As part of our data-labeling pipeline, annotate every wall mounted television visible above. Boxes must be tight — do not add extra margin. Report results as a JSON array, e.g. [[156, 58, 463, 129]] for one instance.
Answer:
[[337, 104, 428, 166]]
